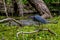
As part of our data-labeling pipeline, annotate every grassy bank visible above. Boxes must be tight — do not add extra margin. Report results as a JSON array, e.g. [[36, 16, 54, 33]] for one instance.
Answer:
[[0, 16, 60, 40]]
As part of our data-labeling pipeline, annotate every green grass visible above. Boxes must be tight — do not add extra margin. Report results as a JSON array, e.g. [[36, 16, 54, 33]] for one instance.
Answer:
[[0, 16, 60, 40]]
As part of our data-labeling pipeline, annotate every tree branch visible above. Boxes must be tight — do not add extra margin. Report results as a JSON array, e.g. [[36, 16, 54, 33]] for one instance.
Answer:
[[0, 18, 22, 26], [16, 28, 57, 37]]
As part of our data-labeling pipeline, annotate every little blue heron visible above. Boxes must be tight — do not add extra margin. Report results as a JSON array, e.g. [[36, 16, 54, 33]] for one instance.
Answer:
[[30, 15, 58, 24]]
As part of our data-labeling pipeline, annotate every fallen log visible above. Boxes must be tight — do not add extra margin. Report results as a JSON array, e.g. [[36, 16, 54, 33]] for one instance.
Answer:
[[27, 0, 53, 18], [0, 18, 40, 26]]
